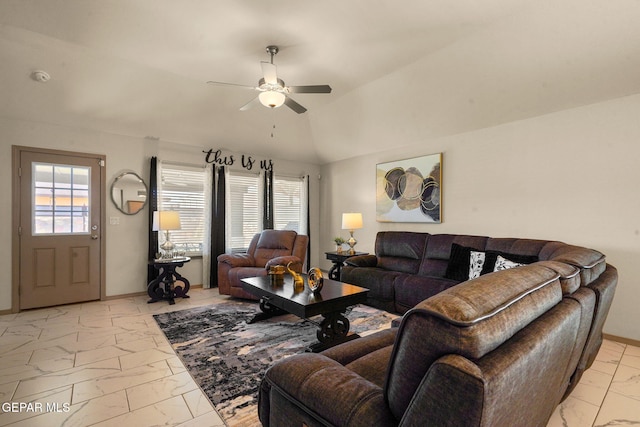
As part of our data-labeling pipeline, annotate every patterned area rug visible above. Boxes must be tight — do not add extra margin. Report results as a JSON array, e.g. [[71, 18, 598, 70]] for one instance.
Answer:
[[153, 300, 396, 426]]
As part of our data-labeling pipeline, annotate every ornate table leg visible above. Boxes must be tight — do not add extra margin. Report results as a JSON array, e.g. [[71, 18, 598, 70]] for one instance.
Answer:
[[328, 262, 340, 281], [316, 312, 350, 343], [307, 311, 359, 352], [147, 267, 169, 303], [147, 264, 191, 304], [247, 297, 287, 323], [172, 270, 191, 300]]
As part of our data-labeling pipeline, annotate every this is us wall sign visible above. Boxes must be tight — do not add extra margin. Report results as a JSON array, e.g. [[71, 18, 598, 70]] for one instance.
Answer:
[[203, 148, 273, 172]]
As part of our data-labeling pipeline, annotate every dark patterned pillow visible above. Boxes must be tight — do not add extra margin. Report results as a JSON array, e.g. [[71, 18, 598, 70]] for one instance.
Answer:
[[445, 244, 485, 281], [446, 244, 539, 281], [480, 251, 539, 275]]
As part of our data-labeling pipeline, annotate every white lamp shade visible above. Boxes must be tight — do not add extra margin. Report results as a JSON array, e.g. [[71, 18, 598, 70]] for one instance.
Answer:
[[259, 90, 285, 108], [342, 212, 363, 230], [152, 211, 182, 231]]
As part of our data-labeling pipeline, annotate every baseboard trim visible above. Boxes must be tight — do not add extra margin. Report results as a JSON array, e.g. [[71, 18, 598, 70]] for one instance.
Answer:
[[102, 284, 204, 301], [603, 333, 640, 348], [1, 285, 209, 314]]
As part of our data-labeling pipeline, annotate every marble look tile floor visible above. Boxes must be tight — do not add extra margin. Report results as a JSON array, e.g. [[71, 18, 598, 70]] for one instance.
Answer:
[[0, 287, 638, 427]]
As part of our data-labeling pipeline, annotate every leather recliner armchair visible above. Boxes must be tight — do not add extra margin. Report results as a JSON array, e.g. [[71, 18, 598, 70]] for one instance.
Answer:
[[217, 229, 308, 299]]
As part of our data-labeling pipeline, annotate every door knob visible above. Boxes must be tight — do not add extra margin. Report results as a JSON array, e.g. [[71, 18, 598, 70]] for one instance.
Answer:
[[91, 235, 99, 240]]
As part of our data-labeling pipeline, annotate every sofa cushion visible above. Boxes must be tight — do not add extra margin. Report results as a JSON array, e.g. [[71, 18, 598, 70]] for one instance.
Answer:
[[542, 243, 607, 286], [340, 266, 399, 304], [537, 260, 581, 294], [393, 275, 459, 313], [229, 266, 268, 284], [417, 234, 455, 277], [253, 230, 297, 267], [485, 238, 549, 256], [375, 231, 428, 274]]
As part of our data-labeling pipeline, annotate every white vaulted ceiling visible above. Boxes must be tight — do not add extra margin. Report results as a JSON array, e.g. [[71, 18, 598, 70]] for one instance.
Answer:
[[1, 0, 640, 164]]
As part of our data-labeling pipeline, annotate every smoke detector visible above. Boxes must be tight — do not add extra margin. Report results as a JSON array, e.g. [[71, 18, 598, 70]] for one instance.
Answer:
[[31, 70, 51, 83]]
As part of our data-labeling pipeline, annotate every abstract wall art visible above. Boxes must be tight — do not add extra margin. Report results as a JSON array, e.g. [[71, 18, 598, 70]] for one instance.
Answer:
[[376, 153, 442, 223]]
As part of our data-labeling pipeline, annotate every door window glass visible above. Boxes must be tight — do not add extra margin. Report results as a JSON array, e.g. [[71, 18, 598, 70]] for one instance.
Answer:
[[33, 163, 91, 234]]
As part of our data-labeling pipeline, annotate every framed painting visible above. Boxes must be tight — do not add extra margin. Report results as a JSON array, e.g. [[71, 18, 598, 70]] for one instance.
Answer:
[[376, 153, 442, 223]]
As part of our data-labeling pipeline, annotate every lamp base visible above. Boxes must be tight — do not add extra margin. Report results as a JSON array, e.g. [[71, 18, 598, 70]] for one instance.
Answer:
[[347, 231, 357, 255], [160, 241, 175, 252], [160, 230, 175, 256]]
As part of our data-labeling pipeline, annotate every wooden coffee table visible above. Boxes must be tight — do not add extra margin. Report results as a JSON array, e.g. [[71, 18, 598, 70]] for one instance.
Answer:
[[241, 275, 369, 352]]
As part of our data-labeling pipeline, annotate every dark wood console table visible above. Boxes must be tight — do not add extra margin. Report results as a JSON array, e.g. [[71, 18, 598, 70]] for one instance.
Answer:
[[325, 251, 369, 280], [147, 257, 191, 305]]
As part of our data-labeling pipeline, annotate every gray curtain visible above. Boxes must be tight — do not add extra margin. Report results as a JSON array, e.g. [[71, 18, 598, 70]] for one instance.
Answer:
[[263, 169, 274, 229], [147, 156, 159, 283], [209, 166, 226, 287]]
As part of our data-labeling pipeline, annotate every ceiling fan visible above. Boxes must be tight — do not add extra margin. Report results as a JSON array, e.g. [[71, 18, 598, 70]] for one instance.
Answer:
[[207, 46, 332, 114]]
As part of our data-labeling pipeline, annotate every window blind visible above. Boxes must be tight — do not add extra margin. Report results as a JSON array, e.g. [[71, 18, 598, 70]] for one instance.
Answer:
[[273, 175, 304, 233], [159, 162, 206, 255], [227, 171, 262, 252]]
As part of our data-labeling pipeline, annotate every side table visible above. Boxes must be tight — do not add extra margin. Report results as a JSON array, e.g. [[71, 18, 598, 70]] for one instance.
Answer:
[[325, 251, 369, 281], [148, 257, 191, 305]]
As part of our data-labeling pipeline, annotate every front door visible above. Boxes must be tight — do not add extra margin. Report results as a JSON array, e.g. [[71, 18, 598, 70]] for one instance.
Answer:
[[14, 146, 105, 310]]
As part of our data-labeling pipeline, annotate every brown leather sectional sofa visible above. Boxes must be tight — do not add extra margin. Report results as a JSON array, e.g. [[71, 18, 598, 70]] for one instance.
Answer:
[[258, 231, 617, 426]]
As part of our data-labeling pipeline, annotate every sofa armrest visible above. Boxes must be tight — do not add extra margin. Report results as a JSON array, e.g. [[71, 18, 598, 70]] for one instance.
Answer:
[[321, 328, 397, 366], [266, 256, 303, 271], [259, 353, 396, 427], [217, 253, 255, 268], [345, 254, 378, 268]]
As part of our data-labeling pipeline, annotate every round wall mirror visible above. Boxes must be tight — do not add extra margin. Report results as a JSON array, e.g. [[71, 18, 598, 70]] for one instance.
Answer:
[[111, 172, 148, 215]]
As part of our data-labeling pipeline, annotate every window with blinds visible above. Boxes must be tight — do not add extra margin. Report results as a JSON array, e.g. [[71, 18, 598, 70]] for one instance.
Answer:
[[273, 175, 304, 233], [225, 172, 307, 253], [227, 171, 262, 253], [159, 163, 206, 255]]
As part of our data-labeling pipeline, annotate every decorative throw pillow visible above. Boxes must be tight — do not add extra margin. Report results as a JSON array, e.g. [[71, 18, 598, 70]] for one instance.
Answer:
[[480, 251, 538, 275], [446, 244, 539, 281], [445, 244, 482, 281], [493, 255, 524, 271], [469, 251, 486, 279]]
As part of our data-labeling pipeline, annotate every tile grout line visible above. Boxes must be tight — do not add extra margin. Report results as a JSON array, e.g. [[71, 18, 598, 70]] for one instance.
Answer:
[[590, 343, 626, 427]]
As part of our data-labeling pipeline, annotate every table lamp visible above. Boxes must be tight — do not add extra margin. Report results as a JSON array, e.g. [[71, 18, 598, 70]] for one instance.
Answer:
[[153, 211, 181, 255], [342, 212, 363, 254]]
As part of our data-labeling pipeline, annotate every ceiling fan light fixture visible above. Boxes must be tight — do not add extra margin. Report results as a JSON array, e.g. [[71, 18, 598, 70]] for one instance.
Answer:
[[259, 90, 285, 109], [207, 45, 330, 114]]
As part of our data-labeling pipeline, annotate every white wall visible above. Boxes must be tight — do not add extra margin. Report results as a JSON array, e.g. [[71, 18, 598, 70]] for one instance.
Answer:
[[0, 118, 321, 308], [319, 93, 640, 342]]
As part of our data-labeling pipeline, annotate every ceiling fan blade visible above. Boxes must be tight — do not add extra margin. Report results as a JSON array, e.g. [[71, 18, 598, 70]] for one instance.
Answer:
[[261, 61, 278, 84], [288, 85, 332, 94], [207, 81, 257, 90], [240, 96, 261, 111], [284, 96, 307, 114]]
